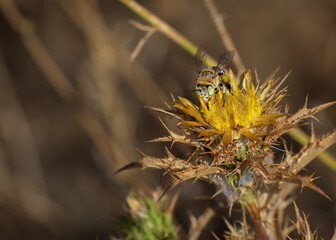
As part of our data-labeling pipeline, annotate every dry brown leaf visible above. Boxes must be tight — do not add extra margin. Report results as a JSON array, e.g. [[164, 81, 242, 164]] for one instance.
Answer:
[[269, 168, 330, 200]]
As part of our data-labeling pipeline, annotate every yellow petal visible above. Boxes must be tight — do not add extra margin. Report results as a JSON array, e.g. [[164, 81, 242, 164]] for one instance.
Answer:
[[222, 131, 232, 146], [178, 120, 207, 127], [199, 129, 222, 137], [242, 130, 260, 141]]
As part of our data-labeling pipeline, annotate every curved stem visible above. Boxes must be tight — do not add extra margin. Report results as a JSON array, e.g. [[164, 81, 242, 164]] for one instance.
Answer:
[[246, 202, 268, 240], [119, 0, 217, 66]]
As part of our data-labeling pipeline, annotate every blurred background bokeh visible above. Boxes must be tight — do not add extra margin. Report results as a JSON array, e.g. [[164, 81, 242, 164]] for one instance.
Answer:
[[0, 0, 335, 239]]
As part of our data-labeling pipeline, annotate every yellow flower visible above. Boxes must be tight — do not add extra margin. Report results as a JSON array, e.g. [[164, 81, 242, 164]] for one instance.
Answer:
[[174, 70, 287, 145]]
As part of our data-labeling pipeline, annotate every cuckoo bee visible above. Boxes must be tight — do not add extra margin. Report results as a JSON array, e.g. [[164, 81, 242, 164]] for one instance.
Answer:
[[194, 49, 235, 104]]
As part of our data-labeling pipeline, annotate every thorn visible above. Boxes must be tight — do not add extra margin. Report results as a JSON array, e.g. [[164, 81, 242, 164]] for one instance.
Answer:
[[170, 140, 175, 149], [113, 161, 143, 175], [170, 92, 176, 102], [165, 146, 174, 159], [310, 115, 320, 123], [270, 66, 281, 79], [272, 70, 290, 93], [156, 180, 180, 203], [211, 232, 221, 240], [136, 147, 146, 157], [304, 94, 309, 108], [158, 116, 170, 132], [163, 101, 171, 110], [309, 171, 320, 181], [310, 122, 316, 143], [211, 189, 224, 199]]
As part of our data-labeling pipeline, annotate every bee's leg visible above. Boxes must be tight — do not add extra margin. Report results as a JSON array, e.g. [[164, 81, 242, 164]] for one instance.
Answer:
[[219, 84, 226, 106], [225, 82, 233, 95]]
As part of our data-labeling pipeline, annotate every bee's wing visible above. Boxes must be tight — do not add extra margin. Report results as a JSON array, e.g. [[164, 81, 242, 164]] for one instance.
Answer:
[[195, 49, 207, 74], [216, 51, 235, 70]]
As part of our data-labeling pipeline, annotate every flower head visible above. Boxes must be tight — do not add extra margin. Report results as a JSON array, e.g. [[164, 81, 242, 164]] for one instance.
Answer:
[[174, 69, 287, 145]]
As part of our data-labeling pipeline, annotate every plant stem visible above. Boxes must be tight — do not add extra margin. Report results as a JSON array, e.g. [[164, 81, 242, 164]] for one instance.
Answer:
[[119, 0, 217, 66], [246, 203, 268, 240], [203, 0, 246, 74]]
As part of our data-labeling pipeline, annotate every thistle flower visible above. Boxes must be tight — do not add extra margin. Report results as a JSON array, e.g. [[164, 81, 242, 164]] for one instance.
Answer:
[[174, 69, 287, 146]]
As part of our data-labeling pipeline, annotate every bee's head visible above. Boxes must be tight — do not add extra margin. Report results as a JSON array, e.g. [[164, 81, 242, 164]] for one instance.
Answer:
[[195, 84, 215, 103]]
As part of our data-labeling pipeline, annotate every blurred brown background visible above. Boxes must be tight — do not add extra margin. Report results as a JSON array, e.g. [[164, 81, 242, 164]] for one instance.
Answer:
[[0, 0, 335, 239]]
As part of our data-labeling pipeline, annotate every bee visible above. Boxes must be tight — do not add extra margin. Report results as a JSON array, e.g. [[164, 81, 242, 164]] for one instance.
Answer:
[[195, 49, 235, 104]]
